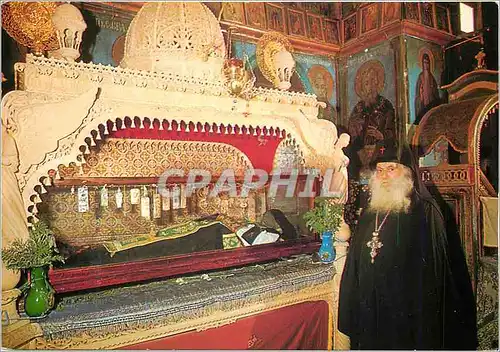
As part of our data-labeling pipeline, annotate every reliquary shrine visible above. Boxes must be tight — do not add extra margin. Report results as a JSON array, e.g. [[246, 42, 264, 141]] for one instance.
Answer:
[[1, 2, 351, 350]]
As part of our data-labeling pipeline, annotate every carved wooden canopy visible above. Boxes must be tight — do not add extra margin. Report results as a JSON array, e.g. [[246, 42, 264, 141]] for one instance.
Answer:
[[413, 69, 498, 161], [415, 95, 496, 155]]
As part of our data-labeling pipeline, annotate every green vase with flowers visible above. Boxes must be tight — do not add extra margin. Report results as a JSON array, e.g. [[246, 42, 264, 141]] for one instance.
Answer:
[[2, 220, 64, 317]]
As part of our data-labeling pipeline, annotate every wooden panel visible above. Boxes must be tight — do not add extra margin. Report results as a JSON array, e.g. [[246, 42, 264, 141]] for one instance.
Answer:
[[244, 2, 266, 29], [287, 8, 307, 38], [360, 3, 379, 36], [306, 13, 324, 42], [323, 19, 340, 45], [342, 12, 358, 44], [49, 237, 320, 293], [265, 3, 286, 33], [381, 2, 401, 27]]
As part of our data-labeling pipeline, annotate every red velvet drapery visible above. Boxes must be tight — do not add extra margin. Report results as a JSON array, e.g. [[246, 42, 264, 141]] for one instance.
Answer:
[[108, 119, 283, 173], [121, 300, 329, 350]]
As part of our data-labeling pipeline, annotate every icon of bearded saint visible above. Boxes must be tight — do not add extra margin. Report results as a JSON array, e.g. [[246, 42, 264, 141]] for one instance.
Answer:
[[347, 60, 396, 174]]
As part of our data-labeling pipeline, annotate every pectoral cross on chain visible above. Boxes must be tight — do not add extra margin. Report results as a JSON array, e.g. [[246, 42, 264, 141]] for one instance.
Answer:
[[367, 231, 383, 264], [367, 211, 390, 264]]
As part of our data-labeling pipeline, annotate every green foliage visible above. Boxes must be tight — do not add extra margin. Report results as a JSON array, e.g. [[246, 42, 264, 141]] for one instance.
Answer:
[[303, 198, 343, 235], [2, 221, 64, 270]]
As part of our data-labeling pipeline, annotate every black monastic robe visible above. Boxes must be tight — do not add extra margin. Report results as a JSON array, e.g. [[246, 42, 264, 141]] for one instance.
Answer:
[[338, 193, 477, 350]]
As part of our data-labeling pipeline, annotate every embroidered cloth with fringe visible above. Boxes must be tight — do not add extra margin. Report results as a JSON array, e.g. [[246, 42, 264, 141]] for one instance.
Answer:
[[39, 254, 334, 342]]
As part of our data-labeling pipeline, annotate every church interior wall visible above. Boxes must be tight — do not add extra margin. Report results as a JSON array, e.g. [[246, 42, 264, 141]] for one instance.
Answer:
[[72, 3, 342, 124]]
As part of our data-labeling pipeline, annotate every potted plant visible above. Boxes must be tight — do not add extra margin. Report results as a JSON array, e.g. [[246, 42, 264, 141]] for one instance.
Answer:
[[303, 197, 343, 263], [2, 220, 64, 317]]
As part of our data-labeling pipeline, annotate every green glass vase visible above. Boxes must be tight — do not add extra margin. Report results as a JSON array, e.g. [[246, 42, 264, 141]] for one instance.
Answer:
[[24, 266, 55, 317]]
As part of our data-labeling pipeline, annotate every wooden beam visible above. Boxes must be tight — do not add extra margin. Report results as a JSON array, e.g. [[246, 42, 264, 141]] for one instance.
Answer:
[[401, 20, 456, 45], [340, 21, 402, 56], [339, 20, 456, 56], [52, 174, 314, 187]]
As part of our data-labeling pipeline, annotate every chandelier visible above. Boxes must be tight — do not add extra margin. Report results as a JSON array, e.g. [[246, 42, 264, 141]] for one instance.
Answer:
[[221, 27, 256, 99]]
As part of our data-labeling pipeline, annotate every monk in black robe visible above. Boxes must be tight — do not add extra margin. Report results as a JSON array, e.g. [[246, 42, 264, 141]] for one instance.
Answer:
[[338, 143, 477, 350]]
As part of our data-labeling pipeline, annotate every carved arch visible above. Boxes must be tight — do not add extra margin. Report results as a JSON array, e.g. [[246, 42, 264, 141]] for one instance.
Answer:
[[19, 108, 322, 220], [469, 95, 498, 168]]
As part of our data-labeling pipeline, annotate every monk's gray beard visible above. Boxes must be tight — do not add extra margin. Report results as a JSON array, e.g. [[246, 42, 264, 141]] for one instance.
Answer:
[[368, 168, 414, 213]]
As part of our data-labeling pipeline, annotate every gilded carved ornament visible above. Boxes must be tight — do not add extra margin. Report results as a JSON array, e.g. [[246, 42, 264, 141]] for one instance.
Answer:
[[1, 2, 60, 55]]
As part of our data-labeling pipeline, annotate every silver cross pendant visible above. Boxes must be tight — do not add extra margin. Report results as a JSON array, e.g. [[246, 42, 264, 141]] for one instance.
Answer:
[[366, 231, 383, 264]]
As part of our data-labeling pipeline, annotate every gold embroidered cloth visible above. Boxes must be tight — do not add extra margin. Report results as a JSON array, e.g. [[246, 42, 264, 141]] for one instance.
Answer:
[[102, 219, 222, 256]]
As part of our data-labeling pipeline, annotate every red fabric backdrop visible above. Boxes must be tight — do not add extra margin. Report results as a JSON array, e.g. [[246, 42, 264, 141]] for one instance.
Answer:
[[121, 300, 329, 350], [108, 119, 283, 173]]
